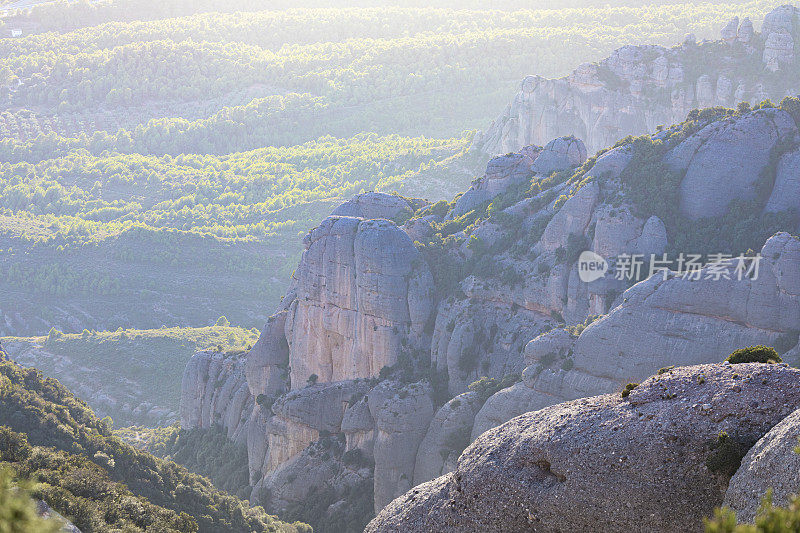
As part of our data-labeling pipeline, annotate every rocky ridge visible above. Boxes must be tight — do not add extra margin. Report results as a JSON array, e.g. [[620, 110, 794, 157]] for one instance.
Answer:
[[181, 96, 800, 528], [473, 6, 800, 155]]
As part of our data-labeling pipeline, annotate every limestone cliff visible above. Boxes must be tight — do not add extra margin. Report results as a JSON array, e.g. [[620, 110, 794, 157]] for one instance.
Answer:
[[473, 6, 800, 155]]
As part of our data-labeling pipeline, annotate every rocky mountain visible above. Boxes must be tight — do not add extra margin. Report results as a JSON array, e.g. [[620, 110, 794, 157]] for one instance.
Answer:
[[473, 5, 800, 155], [180, 97, 800, 531]]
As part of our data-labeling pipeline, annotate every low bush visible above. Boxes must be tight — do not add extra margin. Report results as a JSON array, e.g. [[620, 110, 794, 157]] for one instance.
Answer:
[[725, 346, 781, 365]]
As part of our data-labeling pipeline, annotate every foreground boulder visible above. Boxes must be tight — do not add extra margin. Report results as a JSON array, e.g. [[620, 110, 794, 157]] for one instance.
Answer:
[[724, 407, 800, 521], [367, 363, 800, 533]]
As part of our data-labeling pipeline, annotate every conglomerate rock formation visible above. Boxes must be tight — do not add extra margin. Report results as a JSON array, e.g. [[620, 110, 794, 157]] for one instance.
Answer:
[[366, 363, 800, 533], [473, 6, 800, 155], [180, 23, 800, 527]]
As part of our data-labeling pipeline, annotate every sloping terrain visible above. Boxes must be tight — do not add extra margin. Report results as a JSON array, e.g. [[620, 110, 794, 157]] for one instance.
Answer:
[[0, 343, 309, 532], [0, 1, 785, 336], [2, 325, 260, 426]]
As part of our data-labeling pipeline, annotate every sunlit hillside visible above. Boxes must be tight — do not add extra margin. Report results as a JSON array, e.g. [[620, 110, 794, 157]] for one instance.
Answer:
[[1, 0, 784, 336]]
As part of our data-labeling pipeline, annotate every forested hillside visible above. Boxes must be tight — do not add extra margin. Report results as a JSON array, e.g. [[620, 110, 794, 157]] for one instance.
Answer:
[[0, 345, 310, 532], [0, 0, 784, 338]]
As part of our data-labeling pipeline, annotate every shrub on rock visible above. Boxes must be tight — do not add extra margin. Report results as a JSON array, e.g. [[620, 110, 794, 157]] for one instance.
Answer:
[[725, 346, 781, 365]]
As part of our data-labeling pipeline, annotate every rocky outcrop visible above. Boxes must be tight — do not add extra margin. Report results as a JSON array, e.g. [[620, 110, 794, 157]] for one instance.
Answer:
[[669, 108, 797, 219], [766, 147, 800, 214], [181, 106, 800, 527], [724, 407, 800, 521], [369, 381, 435, 510], [497, 232, 800, 432], [179, 349, 252, 443], [367, 363, 800, 532], [286, 215, 434, 388], [450, 144, 543, 217], [258, 380, 371, 475], [473, 6, 800, 155], [413, 392, 482, 485], [331, 192, 413, 221]]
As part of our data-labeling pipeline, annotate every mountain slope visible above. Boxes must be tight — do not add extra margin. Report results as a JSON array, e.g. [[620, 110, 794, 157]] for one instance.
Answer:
[[2, 325, 260, 427], [0, 343, 309, 533], [1, 1, 788, 337]]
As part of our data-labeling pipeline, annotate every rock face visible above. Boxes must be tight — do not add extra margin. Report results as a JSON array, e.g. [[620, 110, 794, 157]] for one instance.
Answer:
[[369, 381, 435, 510], [179, 350, 252, 443], [766, 147, 800, 214], [367, 363, 800, 533], [180, 106, 800, 528], [412, 391, 482, 486], [506, 231, 800, 428], [287, 215, 434, 388], [671, 108, 797, 219], [473, 6, 800, 155], [331, 192, 413, 221], [450, 144, 543, 217], [724, 407, 800, 521]]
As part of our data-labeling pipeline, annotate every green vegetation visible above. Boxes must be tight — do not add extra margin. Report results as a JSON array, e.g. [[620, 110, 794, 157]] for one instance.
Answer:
[[0, 353, 309, 532], [707, 492, 800, 532], [706, 431, 750, 477], [563, 99, 800, 280], [1, 427, 198, 532], [725, 346, 782, 365], [0, 134, 471, 336], [116, 424, 251, 499], [0, 467, 60, 533], [468, 374, 522, 404], [621, 382, 639, 398], [0, 1, 787, 337], [2, 325, 259, 427], [0, 3, 779, 147]]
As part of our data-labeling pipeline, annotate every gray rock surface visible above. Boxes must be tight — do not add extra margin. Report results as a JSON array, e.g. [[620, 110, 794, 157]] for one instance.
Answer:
[[531, 136, 587, 175], [518, 233, 800, 411], [369, 381, 436, 510], [673, 109, 797, 219], [766, 148, 800, 214], [473, 7, 800, 155], [331, 191, 414, 221], [724, 407, 800, 522], [450, 144, 541, 217], [367, 363, 800, 533], [287, 216, 433, 387], [413, 392, 482, 485], [180, 98, 800, 524], [179, 350, 252, 443], [36, 500, 82, 533], [260, 379, 371, 476]]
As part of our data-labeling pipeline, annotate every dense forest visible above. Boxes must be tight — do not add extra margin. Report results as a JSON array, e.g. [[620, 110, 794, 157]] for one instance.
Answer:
[[0, 0, 782, 336]]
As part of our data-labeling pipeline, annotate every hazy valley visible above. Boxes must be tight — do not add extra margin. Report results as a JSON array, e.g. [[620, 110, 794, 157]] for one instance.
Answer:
[[0, 1, 799, 532]]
